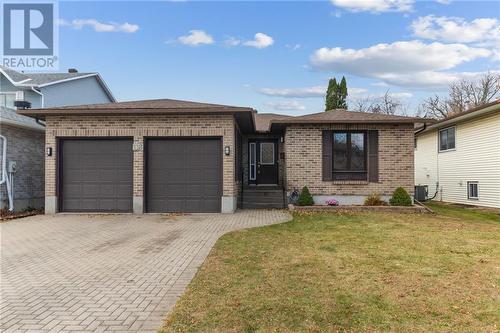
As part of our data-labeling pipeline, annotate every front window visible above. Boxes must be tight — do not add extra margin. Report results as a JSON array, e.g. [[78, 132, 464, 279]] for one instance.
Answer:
[[333, 131, 367, 180], [467, 182, 478, 200], [439, 127, 456, 152], [0, 93, 16, 109]]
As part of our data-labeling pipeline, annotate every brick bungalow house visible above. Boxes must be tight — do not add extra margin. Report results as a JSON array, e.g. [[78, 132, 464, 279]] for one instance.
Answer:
[[18, 98, 423, 214]]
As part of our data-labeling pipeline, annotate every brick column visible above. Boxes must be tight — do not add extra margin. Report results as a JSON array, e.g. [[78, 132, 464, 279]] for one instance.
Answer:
[[133, 136, 144, 213], [45, 132, 57, 214]]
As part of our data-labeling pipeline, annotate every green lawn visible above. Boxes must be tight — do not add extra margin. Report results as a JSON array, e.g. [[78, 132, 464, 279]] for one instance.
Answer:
[[162, 203, 500, 332]]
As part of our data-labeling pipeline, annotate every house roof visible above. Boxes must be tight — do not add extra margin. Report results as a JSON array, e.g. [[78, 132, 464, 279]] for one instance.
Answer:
[[416, 99, 500, 134], [254, 113, 293, 132], [270, 109, 430, 131], [0, 66, 116, 102], [18, 98, 257, 133], [0, 107, 44, 131]]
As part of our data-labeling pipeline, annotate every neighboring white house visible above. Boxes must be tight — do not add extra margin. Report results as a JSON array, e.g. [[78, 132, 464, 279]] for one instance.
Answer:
[[414, 100, 500, 208], [0, 66, 115, 211]]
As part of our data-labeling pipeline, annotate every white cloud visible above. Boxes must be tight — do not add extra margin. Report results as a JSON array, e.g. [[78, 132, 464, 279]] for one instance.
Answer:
[[177, 30, 214, 46], [257, 86, 368, 98], [330, 0, 414, 13], [310, 40, 492, 88], [436, 0, 453, 4], [243, 33, 274, 49], [411, 16, 500, 44], [286, 44, 301, 50], [264, 100, 306, 111], [332, 10, 342, 18], [59, 18, 139, 33], [258, 86, 325, 98], [379, 70, 497, 88], [224, 37, 241, 46]]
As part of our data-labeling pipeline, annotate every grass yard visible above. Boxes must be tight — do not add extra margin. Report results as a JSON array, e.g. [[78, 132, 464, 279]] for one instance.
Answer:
[[162, 203, 500, 332]]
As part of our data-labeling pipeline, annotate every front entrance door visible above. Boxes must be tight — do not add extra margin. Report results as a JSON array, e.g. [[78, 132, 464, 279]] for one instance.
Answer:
[[249, 140, 278, 185]]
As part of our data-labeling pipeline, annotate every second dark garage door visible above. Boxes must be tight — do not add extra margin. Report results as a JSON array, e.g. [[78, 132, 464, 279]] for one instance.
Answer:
[[146, 139, 222, 213]]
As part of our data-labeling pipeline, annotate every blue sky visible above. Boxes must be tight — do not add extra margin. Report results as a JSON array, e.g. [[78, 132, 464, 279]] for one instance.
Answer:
[[57, 0, 499, 115]]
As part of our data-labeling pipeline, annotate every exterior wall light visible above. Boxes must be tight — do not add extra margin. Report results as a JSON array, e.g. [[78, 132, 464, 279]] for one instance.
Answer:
[[46, 147, 52, 156], [224, 146, 231, 156]]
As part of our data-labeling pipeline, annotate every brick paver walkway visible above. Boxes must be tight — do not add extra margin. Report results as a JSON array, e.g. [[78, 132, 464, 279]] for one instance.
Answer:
[[0, 210, 291, 332]]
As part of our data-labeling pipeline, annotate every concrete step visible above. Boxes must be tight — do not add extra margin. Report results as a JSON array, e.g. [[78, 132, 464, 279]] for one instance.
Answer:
[[241, 202, 285, 209], [242, 192, 283, 199]]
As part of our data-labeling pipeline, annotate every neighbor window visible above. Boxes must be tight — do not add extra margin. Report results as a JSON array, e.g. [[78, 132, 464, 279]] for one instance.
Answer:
[[467, 182, 478, 200], [0, 93, 16, 109], [439, 127, 456, 152], [332, 131, 367, 181]]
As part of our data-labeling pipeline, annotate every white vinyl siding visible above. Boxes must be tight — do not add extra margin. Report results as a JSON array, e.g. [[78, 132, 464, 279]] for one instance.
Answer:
[[414, 111, 500, 208]]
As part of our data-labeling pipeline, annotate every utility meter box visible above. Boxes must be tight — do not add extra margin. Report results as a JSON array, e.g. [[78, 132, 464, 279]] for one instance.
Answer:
[[8, 161, 17, 173]]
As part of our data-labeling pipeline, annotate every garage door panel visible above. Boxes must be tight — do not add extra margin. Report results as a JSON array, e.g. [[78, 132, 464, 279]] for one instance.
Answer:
[[147, 139, 222, 213], [185, 184, 203, 195], [61, 139, 133, 212]]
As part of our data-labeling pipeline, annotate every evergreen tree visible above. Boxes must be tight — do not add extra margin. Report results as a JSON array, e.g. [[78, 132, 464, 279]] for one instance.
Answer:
[[325, 78, 338, 111], [339, 76, 348, 109], [325, 77, 348, 111]]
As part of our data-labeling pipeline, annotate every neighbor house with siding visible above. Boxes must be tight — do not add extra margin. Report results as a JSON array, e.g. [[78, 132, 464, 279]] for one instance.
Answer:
[[0, 66, 115, 211], [414, 100, 500, 208], [19, 98, 425, 214]]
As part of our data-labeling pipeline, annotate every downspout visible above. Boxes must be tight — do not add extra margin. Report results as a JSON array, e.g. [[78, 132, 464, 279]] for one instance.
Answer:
[[415, 123, 439, 201]]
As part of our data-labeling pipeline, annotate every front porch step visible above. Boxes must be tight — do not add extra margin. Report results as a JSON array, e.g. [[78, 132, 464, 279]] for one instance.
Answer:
[[241, 202, 285, 209], [241, 187, 286, 209]]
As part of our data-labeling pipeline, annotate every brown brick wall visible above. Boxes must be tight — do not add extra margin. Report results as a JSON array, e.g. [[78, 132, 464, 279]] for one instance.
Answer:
[[44, 114, 236, 198], [284, 123, 414, 197]]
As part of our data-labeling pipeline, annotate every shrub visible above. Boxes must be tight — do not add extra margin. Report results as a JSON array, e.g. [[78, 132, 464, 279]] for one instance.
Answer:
[[389, 187, 412, 206], [297, 186, 314, 206], [364, 193, 388, 206]]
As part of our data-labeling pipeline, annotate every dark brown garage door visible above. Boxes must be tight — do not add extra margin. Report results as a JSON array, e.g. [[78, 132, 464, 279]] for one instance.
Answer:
[[60, 139, 133, 212], [146, 139, 222, 213]]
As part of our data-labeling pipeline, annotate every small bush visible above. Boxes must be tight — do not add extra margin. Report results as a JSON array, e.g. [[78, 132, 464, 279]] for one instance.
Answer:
[[389, 187, 412, 206], [364, 193, 388, 206], [297, 186, 314, 206]]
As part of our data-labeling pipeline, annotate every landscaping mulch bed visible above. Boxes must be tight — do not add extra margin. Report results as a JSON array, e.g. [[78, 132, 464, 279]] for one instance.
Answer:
[[290, 204, 428, 213], [0, 209, 43, 221]]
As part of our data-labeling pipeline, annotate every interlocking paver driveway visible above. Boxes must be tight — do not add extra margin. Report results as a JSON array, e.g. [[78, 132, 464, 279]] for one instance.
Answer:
[[0, 210, 291, 332]]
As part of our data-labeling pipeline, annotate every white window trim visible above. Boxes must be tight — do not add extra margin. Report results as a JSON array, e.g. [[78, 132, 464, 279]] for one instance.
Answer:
[[0, 92, 17, 109], [249, 142, 256, 181], [259, 142, 275, 165], [467, 181, 479, 200], [438, 126, 456, 153]]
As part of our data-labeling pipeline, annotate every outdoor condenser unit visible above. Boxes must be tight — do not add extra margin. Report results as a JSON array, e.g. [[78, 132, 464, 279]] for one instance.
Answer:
[[414, 185, 428, 201]]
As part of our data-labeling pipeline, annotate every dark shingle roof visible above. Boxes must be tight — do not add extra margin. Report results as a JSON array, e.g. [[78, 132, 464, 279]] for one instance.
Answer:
[[18, 98, 256, 133], [24, 98, 255, 111], [254, 113, 293, 132], [271, 109, 427, 128]]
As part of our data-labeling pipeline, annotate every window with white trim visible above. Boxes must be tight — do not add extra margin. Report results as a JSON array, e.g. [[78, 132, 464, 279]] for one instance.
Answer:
[[249, 142, 256, 181], [467, 181, 478, 200], [439, 127, 456, 152], [0, 93, 16, 109]]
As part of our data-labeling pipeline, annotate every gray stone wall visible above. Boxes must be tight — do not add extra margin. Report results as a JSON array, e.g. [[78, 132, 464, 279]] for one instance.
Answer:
[[0, 124, 45, 211]]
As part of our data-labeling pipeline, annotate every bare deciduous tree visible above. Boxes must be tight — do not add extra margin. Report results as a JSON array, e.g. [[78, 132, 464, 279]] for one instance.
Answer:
[[419, 72, 500, 119], [352, 90, 407, 115]]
